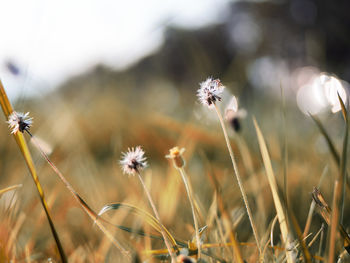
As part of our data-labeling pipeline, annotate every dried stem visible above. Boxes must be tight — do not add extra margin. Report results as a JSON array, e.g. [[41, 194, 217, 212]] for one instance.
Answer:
[[136, 171, 177, 263], [28, 132, 130, 258], [178, 167, 201, 259], [214, 104, 261, 255], [0, 80, 67, 263]]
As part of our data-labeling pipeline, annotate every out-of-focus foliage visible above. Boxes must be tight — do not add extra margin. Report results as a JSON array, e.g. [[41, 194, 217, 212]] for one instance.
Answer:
[[1, 0, 350, 262]]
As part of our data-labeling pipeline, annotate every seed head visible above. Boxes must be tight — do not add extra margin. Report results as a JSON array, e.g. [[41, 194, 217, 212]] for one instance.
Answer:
[[166, 146, 186, 169], [197, 77, 224, 108], [120, 146, 147, 175], [7, 111, 33, 134]]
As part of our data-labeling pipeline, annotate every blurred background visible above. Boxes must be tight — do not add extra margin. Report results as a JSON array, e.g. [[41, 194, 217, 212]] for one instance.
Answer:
[[1, 0, 350, 261]]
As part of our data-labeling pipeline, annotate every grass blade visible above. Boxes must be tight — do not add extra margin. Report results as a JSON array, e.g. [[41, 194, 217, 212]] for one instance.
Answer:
[[0, 184, 22, 196], [98, 203, 178, 251], [312, 188, 350, 255], [206, 165, 245, 262], [338, 93, 348, 223], [28, 134, 130, 257], [309, 114, 340, 165], [0, 80, 67, 263], [329, 94, 348, 262], [214, 104, 261, 256], [253, 117, 294, 263]]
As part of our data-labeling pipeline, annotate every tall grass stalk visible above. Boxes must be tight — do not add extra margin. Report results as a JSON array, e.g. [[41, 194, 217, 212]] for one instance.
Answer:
[[0, 80, 67, 263], [136, 171, 177, 263], [28, 132, 130, 258], [329, 181, 340, 263], [338, 94, 348, 224], [329, 95, 348, 263], [213, 104, 261, 255], [178, 167, 201, 259], [206, 165, 244, 262]]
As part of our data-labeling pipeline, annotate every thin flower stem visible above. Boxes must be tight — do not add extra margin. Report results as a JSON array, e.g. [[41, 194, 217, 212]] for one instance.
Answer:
[[27, 131, 130, 258], [178, 167, 201, 259], [136, 171, 177, 263], [214, 104, 262, 255]]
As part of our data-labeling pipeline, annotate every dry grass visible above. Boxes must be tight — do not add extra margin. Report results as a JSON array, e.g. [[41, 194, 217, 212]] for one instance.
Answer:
[[0, 78, 349, 263]]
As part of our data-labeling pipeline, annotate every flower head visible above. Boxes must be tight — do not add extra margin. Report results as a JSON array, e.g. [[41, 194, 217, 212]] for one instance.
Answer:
[[120, 146, 147, 175], [197, 77, 224, 108], [7, 111, 33, 134], [166, 146, 186, 169], [225, 96, 247, 132]]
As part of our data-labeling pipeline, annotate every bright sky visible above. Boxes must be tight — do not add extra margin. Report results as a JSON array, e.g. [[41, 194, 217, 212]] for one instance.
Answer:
[[0, 0, 229, 98]]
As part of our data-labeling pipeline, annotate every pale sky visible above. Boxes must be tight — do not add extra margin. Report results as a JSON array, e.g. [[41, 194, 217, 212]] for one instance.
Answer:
[[0, 0, 229, 98]]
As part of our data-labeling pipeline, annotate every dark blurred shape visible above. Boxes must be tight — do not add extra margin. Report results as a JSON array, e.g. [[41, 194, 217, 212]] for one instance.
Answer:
[[60, 0, 350, 101], [290, 0, 317, 25], [4, 60, 21, 76], [230, 118, 241, 132]]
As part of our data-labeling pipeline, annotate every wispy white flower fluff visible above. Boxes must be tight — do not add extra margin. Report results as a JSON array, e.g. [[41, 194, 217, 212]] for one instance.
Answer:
[[197, 77, 224, 108], [7, 111, 33, 134], [120, 146, 147, 175]]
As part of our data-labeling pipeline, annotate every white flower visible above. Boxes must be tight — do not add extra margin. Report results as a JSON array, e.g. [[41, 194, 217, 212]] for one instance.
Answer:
[[120, 146, 147, 175], [197, 77, 224, 108], [7, 111, 33, 134], [225, 96, 247, 132]]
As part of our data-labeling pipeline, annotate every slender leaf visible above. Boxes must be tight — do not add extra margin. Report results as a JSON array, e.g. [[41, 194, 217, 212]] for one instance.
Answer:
[[98, 203, 178, 251], [309, 114, 340, 165], [253, 117, 294, 263], [0, 80, 67, 263], [0, 184, 22, 196]]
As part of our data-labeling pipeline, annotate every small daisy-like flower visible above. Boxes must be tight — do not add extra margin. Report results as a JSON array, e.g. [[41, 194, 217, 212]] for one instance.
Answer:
[[120, 146, 147, 175], [197, 77, 224, 108], [225, 96, 247, 132], [166, 146, 186, 169], [7, 111, 33, 134]]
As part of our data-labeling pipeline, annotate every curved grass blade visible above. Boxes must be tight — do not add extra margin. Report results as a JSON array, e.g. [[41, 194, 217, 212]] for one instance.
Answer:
[[329, 94, 348, 262], [98, 203, 178, 252], [253, 118, 294, 263], [0, 80, 67, 263], [338, 92, 348, 122], [312, 188, 350, 255], [0, 184, 22, 196], [338, 93, 348, 223], [27, 134, 130, 257], [309, 114, 340, 165]]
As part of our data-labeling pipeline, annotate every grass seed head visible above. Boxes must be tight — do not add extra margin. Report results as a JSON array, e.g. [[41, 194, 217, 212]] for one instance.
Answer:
[[120, 146, 147, 175], [7, 111, 33, 134], [197, 77, 224, 108]]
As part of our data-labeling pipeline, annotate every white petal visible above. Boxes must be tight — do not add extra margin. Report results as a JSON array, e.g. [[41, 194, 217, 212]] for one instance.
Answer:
[[226, 96, 238, 112]]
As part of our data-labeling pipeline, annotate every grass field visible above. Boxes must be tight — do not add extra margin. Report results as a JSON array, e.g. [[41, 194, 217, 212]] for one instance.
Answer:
[[0, 76, 349, 263]]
